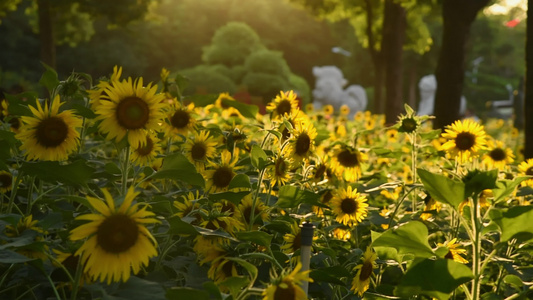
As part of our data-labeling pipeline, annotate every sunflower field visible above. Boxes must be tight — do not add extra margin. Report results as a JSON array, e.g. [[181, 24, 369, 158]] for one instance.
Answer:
[[0, 66, 532, 300]]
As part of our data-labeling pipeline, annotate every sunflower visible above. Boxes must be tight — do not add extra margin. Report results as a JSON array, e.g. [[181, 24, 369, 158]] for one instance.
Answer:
[[1, 98, 9, 121], [332, 227, 351, 241], [194, 235, 227, 264], [183, 130, 218, 171], [266, 90, 300, 120], [437, 238, 468, 264], [420, 196, 441, 221], [238, 193, 269, 228], [173, 191, 202, 224], [351, 247, 377, 297], [163, 100, 196, 137], [440, 119, 487, 163], [88, 65, 123, 111], [16, 95, 82, 161], [322, 104, 334, 116], [70, 187, 159, 284], [285, 118, 317, 164], [204, 150, 240, 193], [518, 158, 533, 187], [0, 170, 13, 193], [52, 249, 92, 287], [330, 145, 366, 182], [214, 92, 236, 109], [281, 222, 302, 255], [207, 256, 239, 286], [199, 209, 244, 235], [130, 132, 162, 167], [482, 140, 514, 170], [312, 189, 333, 217], [262, 262, 312, 300], [340, 104, 350, 116], [5, 215, 48, 260], [266, 153, 291, 187], [96, 76, 166, 147], [331, 186, 368, 227]]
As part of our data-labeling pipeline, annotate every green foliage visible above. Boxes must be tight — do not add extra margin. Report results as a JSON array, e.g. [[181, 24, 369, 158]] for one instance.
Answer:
[[241, 72, 288, 102], [202, 22, 265, 67], [179, 65, 237, 95], [288, 73, 311, 104], [244, 49, 290, 79]]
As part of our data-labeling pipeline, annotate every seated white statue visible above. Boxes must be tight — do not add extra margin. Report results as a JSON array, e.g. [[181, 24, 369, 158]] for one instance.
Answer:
[[312, 66, 367, 117], [417, 74, 466, 116]]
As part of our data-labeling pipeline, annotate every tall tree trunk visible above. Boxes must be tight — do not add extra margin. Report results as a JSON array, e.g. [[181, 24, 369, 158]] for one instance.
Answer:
[[525, 0, 533, 159], [382, 0, 406, 124], [364, 0, 384, 114], [434, 0, 489, 129], [38, 0, 55, 69]]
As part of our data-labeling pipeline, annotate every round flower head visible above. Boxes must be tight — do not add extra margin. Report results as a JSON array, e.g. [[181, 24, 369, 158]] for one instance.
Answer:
[[331, 186, 368, 227], [0, 170, 13, 193], [70, 187, 159, 284], [330, 145, 367, 182], [96, 76, 166, 147], [518, 158, 533, 187], [204, 150, 240, 193], [130, 132, 162, 167], [440, 119, 487, 163], [183, 130, 218, 171], [482, 140, 514, 170], [262, 262, 312, 300], [437, 238, 468, 264], [266, 90, 300, 120], [266, 153, 292, 187], [16, 95, 82, 161], [88, 65, 123, 111], [163, 100, 197, 137], [285, 118, 317, 164], [351, 247, 377, 296], [238, 193, 269, 228]]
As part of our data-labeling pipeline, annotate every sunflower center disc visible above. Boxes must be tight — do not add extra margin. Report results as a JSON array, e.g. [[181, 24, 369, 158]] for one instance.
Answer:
[[97, 214, 139, 254], [276, 100, 292, 116], [337, 149, 359, 167], [489, 148, 506, 161], [454, 132, 476, 151], [222, 260, 235, 277], [274, 282, 296, 300], [116, 97, 150, 130], [359, 261, 374, 281], [0, 174, 12, 188], [170, 110, 190, 129], [341, 198, 358, 214], [212, 167, 233, 188], [295, 134, 311, 156], [36, 116, 69, 148], [135, 137, 154, 156], [191, 143, 207, 160], [526, 167, 533, 176], [401, 118, 418, 132], [275, 158, 287, 177]]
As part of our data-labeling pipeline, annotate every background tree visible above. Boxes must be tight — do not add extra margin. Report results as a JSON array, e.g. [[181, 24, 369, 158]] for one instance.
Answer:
[[526, 0, 533, 159], [433, 0, 490, 129]]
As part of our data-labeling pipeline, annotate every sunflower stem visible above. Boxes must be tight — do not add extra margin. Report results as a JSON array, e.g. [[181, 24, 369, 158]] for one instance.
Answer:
[[249, 168, 266, 231], [410, 132, 418, 213], [40, 267, 61, 300], [470, 193, 482, 300], [70, 256, 84, 300], [25, 176, 36, 215], [121, 145, 131, 195], [6, 170, 22, 214]]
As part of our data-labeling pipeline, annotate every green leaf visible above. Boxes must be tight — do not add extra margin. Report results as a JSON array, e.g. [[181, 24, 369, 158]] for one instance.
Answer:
[[504, 274, 523, 290], [4, 92, 35, 116], [150, 153, 205, 187], [0, 249, 34, 263], [418, 168, 465, 208], [71, 103, 97, 119], [372, 221, 434, 258], [166, 288, 209, 300], [186, 94, 218, 107], [275, 185, 320, 208], [309, 266, 351, 285], [20, 159, 95, 187], [227, 257, 258, 283], [228, 173, 251, 191], [394, 258, 474, 300], [492, 177, 529, 203], [235, 231, 273, 247], [463, 169, 498, 198], [208, 191, 250, 205], [490, 206, 533, 242], [112, 276, 166, 300], [221, 98, 258, 119], [167, 216, 198, 236], [219, 276, 249, 297], [250, 144, 268, 170], [39, 63, 60, 93]]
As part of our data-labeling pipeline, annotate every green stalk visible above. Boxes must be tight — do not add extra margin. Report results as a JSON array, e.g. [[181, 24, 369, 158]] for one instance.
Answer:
[[470, 194, 482, 300], [249, 167, 266, 231], [25, 176, 36, 215], [410, 132, 418, 213], [121, 145, 131, 195], [70, 257, 84, 300]]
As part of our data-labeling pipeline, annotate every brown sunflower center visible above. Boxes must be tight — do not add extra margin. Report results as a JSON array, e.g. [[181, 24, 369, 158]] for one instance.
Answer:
[[135, 137, 154, 156], [445, 250, 454, 260], [275, 158, 288, 177], [489, 148, 506, 162], [295, 133, 311, 156], [454, 132, 476, 151], [212, 167, 234, 188], [191, 142, 207, 160], [170, 109, 190, 129], [0, 173, 12, 188], [221, 260, 235, 277], [337, 149, 359, 167], [292, 231, 301, 251], [9, 117, 21, 130], [97, 214, 139, 254], [116, 96, 150, 130], [273, 281, 296, 300], [321, 190, 333, 204], [401, 118, 418, 133], [276, 99, 292, 116], [243, 205, 262, 224], [526, 167, 533, 176], [341, 198, 358, 214], [359, 261, 374, 281], [35, 116, 69, 148]]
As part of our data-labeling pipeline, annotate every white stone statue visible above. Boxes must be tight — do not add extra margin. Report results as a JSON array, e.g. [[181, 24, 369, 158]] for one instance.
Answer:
[[417, 74, 467, 116], [312, 66, 367, 117]]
